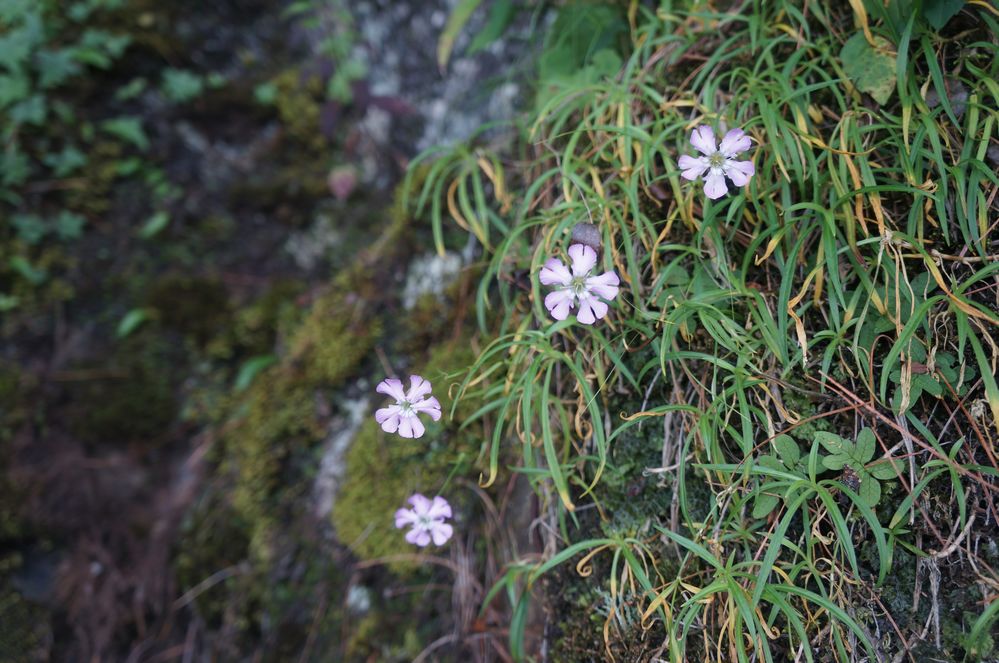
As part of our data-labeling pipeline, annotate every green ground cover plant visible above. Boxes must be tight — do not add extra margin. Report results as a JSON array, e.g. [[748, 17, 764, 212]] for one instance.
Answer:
[[408, 0, 999, 659]]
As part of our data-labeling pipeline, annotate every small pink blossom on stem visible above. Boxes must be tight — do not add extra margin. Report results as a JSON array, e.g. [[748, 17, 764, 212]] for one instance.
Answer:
[[374, 375, 441, 439], [677, 125, 755, 199], [394, 494, 453, 546], [539, 244, 620, 324]]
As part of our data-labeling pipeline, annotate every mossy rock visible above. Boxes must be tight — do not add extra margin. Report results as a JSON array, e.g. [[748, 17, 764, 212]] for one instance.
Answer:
[[288, 282, 380, 388], [271, 68, 329, 152], [345, 611, 424, 662], [332, 420, 456, 569], [206, 279, 303, 361], [225, 369, 324, 564]]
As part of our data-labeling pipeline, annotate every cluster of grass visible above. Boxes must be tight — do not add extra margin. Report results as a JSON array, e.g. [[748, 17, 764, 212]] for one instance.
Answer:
[[410, 0, 999, 660]]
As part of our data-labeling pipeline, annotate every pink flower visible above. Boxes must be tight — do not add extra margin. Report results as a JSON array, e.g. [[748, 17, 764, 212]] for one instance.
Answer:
[[677, 125, 755, 199], [539, 244, 620, 324], [375, 375, 442, 439], [394, 494, 453, 546]]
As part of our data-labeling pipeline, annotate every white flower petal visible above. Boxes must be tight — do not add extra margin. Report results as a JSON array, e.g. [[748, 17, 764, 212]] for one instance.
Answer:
[[544, 289, 575, 321], [678, 154, 709, 181], [577, 294, 608, 324], [567, 243, 597, 277], [406, 375, 433, 401], [408, 528, 431, 546], [413, 396, 442, 421], [585, 271, 620, 301], [376, 378, 406, 402], [690, 125, 717, 156], [395, 508, 418, 528], [703, 170, 728, 199], [539, 257, 572, 286], [408, 493, 432, 514], [719, 128, 752, 157], [724, 159, 755, 187], [575, 296, 596, 324], [378, 411, 401, 434], [428, 496, 452, 520], [375, 405, 401, 424], [430, 522, 453, 546]]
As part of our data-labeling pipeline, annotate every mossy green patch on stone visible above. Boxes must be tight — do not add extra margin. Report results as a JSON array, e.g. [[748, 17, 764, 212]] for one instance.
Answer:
[[205, 279, 303, 361], [288, 277, 381, 388], [332, 419, 455, 568], [272, 68, 328, 151], [223, 369, 323, 564]]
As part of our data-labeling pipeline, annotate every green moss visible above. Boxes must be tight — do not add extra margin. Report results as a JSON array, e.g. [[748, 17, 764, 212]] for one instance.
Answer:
[[345, 612, 424, 662], [272, 68, 328, 151], [331, 329, 481, 568], [416, 338, 478, 423], [332, 419, 456, 568], [288, 280, 380, 387], [225, 369, 322, 564], [206, 279, 303, 360]]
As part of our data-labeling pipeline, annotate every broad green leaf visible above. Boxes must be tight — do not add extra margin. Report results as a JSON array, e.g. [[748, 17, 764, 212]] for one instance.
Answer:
[[774, 434, 800, 467], [840, 32, 897, 105], [869, 459, 901, 480], [752, 492, 779, 519], [254, 82, 277, 105], [37, 49, 81, 88], [54, 211, 86, 240], [815, 431, 850, 456], [914, 372, 942, 397], [44, 145, 87, 177], [757, 454, 784, 471], [922, 0, 966, 30], [161, 68, 204, 103], [11, 213, 46, 244], [823, 454, 850, 471], [0, 72, 29, 108], [855, 428, 876, 463], [858, 474, 881, 507]]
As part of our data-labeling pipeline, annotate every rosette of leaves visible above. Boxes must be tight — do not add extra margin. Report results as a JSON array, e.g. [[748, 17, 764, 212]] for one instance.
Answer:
[[815, 428, 899, 507], [752, 434, 807, 518]]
